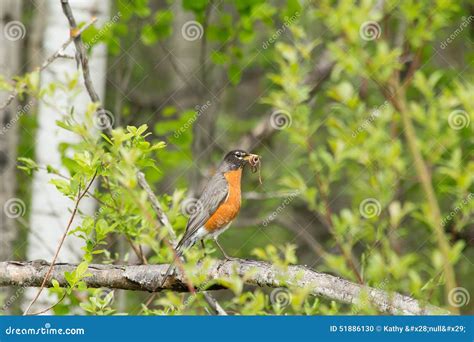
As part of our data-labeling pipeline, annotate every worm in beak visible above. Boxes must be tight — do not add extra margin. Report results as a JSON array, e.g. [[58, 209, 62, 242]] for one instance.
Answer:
[[244, 153, 262, 183]]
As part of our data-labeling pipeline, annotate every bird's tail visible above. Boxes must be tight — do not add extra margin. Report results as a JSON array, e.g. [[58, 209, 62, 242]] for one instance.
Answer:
[[160, 248, 182, 288], [160, 235, 194, 288]]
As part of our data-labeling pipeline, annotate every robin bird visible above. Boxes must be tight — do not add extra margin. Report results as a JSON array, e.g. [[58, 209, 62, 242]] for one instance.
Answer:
[[161, 149, 260, 286]]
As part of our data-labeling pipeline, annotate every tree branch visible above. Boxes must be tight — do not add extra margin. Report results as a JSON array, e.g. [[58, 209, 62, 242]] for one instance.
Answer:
[[1, 260, 448, 315], [136, 172, 176, 241], [0, 17, 97, 111], [60, 0, 101, 105]]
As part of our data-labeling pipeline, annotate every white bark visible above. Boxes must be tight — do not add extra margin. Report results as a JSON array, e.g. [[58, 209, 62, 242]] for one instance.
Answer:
[[0, 0, 23, 313], [26, 0, 110, 307], [0, 0, 22, 261]]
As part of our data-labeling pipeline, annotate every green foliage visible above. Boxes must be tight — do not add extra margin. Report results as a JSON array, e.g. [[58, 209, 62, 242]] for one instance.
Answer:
[[80, 290, 116, 315], [9, 0, 473, 316]]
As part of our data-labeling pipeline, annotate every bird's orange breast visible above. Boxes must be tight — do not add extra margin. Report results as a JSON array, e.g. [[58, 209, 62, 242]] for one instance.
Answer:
[[204, 169, 242, 232]]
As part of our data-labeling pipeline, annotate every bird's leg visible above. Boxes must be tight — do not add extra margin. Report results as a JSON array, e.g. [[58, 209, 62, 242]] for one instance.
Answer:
[[200, 240, 207, 256], [214, 238, 236, 260]]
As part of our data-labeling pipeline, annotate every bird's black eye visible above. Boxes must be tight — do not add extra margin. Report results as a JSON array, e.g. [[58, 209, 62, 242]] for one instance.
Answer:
[[234, 151, 244, 159]]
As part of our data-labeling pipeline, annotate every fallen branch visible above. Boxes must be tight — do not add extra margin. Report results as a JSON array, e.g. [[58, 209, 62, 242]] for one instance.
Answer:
[[0, 260, 448, 315]]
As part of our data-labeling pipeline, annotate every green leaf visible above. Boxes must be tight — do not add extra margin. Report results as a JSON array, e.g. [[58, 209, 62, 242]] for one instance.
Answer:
[[76, 261, 89, 278], [228, 64, 242, 85], [49, 179, 71, 196]]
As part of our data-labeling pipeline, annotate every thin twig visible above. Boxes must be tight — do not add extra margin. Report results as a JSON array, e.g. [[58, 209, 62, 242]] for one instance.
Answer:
[[23, 170, 98, 315], [202, 292, 227, 315], [125, 235, 147, 265], [381, 83, 458, 313], [28, 292, 67, 316]]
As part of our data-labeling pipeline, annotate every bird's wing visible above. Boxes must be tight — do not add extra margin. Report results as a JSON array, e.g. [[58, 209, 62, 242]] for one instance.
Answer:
[[176, 173, 229, 249]]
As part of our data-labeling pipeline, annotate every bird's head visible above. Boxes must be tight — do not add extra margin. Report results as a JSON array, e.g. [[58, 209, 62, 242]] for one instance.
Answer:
[[219, 149, 260, 171]]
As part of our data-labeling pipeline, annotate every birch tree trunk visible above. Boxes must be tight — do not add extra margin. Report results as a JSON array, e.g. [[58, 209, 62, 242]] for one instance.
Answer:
[[25, 0, 110, 309], [0, 0, 23, 313]]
